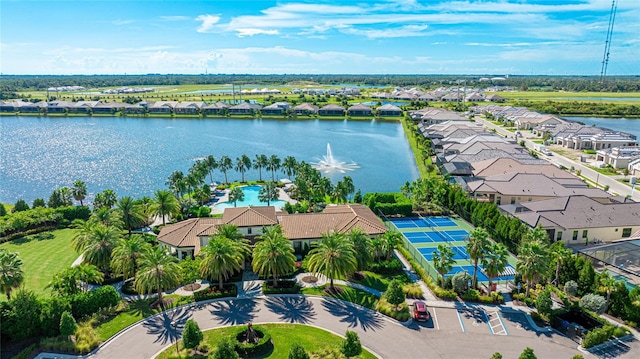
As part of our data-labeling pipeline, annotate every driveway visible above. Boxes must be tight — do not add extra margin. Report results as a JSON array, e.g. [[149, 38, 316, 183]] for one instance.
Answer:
[[89, 295, 589, 359]]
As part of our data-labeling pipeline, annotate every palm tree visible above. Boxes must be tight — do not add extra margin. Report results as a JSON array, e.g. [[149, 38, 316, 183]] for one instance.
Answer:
[[522, 225, 549, 245], [253, 154, 269, 182], [116, 196, 145, 237], [467, 227, 490, 289], [228, 187, 244, 207], [381, 231, 402, 260], [218, 156, 233, 183], [516, 240, 550, 297], [258, 182, 279, 206], [481, 243, 508, 295], [0, 249, 24, 300], [200, 236, 248, 290], [71, 180, 87, 206], [306, 232, 357, 290], [205, 155, 218, 184], [252, 226, 296, 287], [216, 224, 246, 242], [111, 235, 150, 280], [73, 264, 104, 292], [47, 264, 103, 295], [134, 246, 182, 307], [166, 170, 186, 198], [266, 154, 281, 182], [341, 176, 355, 200], [152, 189, 180, 225], [598, 270, 617, 312], [282, 156, 298, 179], [348, 228, 373, 272], [432, 244, 455, 288], [91, 207, 123, 228], [94, 189, 117, 209], [71, 219, 96, 254], [235, 155, 252, 183], [79, 224, 121, 273], [550, 242, 572, 286]]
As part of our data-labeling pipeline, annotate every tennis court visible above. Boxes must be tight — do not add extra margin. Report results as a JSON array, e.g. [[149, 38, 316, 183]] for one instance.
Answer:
[[389, 217, 457, 229], [401, 230, 469, 244], [419, 246, 469, 261]]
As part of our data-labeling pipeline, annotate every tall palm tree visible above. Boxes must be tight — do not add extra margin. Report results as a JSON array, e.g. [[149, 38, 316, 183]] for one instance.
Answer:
[[91, 207, 123, 228], [71, 180, 87, 206], [306, 232, 357, 290], [598, 270, 617, 312], [348, 228, 373, 272], [341, 176, 355, 200], [111, 235, 150, 280], [235, 155, 251, 183], [134, 246, 182, 306], [550, 242, 572, 286], [218, 156, 233, 183], [47, 264, 103, 295], [481, 242, 508, 295], [80, 224, 121, 273], [205, 155, 218, 184], [432, 244, 455, 288], [116, 196, 145, 237], [0, 249, 24, 300], [516, 240, 550, 297], [73, 264, 104, 292], [200, 236, 248, 290], [282, 156, 298, 179], [166, 170, 186, 197], [522, 225, 550, 245], [71, 219, 96, 254], [381, 231, 402, 260], [467, 227, 490, 289], [253, 154, 269, 182], [228, 187, 244, 207], [258, 182, 279, 206], [252, 226, 296, 287], [216, 224, 245, 242], [152, 189, 180, 225], [94, 189, 117, 209], [266, 154, 281, 182]]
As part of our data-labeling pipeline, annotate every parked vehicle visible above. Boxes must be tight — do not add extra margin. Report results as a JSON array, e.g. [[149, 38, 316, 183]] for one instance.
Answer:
[[412, 301, 430, 321]]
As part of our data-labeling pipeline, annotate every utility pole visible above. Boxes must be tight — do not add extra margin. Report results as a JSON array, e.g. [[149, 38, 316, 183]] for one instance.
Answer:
[[599, 0, 617, 84]]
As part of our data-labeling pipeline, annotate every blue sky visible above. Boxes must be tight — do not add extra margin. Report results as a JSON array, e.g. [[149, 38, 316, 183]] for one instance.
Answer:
[[1, 0, 638, 75]]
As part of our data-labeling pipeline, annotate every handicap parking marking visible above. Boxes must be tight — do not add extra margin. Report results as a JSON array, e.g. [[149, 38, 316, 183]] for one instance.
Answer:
[[486, 310, 508, 336], [457, 308, 492, 335]]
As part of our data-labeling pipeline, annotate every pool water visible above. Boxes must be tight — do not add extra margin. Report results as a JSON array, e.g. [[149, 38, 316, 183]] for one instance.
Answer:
[[214, 185, 287, 210]]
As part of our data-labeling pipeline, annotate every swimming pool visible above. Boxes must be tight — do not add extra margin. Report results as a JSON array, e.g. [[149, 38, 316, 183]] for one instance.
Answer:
[[214, 185, 287, 210]]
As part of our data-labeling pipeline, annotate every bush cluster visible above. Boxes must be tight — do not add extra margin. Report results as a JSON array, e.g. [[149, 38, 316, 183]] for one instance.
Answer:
[[193, 284, 237, 302], [262, 280, 300, 294], [582, 324, 615, 348], [70, 285, 120, 319], [0, 206, 90, 241], [232, 325, 272, 357], [363, 192, 412, 216], [402, 283, 423, 299], [376, 298, 410, 321], [368, 258, 403, 274]]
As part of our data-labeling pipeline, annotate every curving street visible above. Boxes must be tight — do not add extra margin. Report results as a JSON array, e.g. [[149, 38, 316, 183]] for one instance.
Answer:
[[89, 295, 589, 359]]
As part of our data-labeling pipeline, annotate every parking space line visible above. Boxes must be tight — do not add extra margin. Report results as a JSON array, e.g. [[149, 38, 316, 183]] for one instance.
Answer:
[[456, 309, 466, 332], [482, 309, 494, 334], [432, 307, 440, 330], [496, 311, 509, 336]]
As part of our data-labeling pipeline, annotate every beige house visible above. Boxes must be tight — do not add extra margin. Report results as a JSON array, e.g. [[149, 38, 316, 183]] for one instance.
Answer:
[[471, 158, 574, 178], [506, 195, 640, 244], [157, 204, 386, 260]]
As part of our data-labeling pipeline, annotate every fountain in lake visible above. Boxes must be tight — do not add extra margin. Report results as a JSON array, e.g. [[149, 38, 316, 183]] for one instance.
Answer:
[[311, 143, 360, 174]]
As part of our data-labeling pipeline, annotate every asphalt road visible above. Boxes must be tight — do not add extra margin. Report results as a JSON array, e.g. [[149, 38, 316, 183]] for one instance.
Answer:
[[478, 118, 640, 202], [89, 296, 589, 359]]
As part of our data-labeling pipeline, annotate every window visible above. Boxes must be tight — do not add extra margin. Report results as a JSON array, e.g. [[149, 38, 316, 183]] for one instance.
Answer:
[[510, 197, 516, 204], [496, 197, 501, 205], [582, 230, 588, 238], [622, 228, 632, 238], [247, 228, 252, 235], [556, 231, 563, 241], [572, 230, 578, 241]]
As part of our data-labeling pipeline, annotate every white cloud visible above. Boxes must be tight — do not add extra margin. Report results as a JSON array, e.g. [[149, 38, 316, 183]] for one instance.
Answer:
[[112, 20, 134, 26], [236, 29, 280, 37], [339, 24, 429, 39], [195, 14, 221, 33]]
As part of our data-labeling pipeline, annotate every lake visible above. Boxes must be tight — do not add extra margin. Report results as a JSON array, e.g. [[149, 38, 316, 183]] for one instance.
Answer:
[[562, 116, 640, 139], [0, 116, 419, 204]]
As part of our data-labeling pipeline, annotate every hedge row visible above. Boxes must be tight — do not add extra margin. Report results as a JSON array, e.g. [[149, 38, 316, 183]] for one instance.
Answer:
[[70, 285, 120, 319], [193, 284, 237, 302], [368, 258, 403, 274], [233, 325, 272, 357], [363, 192, 412, 216], [0, 205, 90, 240], [262, 280, 300, 294]]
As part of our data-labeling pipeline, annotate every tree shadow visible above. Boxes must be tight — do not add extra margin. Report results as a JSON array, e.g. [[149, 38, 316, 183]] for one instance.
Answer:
[[241, 281, 262, 298], [321, 298, 384, 332], [208, 299, 259, 326], [501, 310, 553, 338], [128, 298, 155, 318], [264, 296, 316, 324], [142, 306, 191, 345]]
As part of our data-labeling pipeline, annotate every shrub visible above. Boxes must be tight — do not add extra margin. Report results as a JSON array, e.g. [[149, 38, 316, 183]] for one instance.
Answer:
[[289, 342, 310, 359], [368, 258, 403, 274], [341, 330, 362, 358], [182, 319, 203, 350], [384, 279, 405, 309], [40, 295, 72, 337], [13, 199, 30, 212], [518, 347, 537, 359], [12, 343, 38, 359], [262, 279, 300, 294], [580, 294, 607, 314], [462, 289, 480, 301], [233, 325, 272, 357], [74, 321, 100, 354], [613, 326, 629, 338], [536, 288, 553, 318], [564, 280, 578, 296], [59, 311, 78, 338], [490, 353, 503, 359], [377, 297, 410, 321], [212, 337, 239, 359], [1, 289, 43, 342], [193, 283, 237, 302], [572, 355, 584, 359], [56, 206, 91, 222], [452, 271, 470, 294], [402, 283, 423, 299], [70, 285, 120, 319], [582, 324, 615, 348]]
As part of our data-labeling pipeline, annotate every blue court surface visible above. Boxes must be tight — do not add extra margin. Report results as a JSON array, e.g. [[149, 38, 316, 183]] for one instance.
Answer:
[[389, 217, 457, 229], [403, 230, 469, 244], [419, 246, 469, 261]]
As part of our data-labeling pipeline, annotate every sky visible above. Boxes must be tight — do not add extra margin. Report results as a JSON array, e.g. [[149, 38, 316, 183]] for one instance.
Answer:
[[1, 0, 639, 75]]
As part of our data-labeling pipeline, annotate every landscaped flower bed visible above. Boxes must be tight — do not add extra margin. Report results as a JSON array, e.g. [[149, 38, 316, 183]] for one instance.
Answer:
[[193, 283, 237, 302]]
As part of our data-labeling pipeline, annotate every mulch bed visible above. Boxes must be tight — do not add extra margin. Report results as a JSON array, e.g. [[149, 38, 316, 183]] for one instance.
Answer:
[[302, 275, 318, 283], [182, 283, 202, 291], [151, 297, 174, 309], [349, 272, 365, 281], [323, 286, 345, 295]]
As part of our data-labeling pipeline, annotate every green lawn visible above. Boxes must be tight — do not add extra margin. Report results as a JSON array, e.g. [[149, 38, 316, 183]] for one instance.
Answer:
[[301, 284, 378, 310], [156, 323, 376, 359], [351, 271, 410, 292], [0, 228, 78, 299]]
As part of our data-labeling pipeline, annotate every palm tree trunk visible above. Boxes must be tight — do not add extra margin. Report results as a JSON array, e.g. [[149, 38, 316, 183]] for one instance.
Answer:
[[272, 268, 277, 288], [156, 271, 163, 308], [555, 262, 561, 286], [488, 277, 493, 295], [472, 258, 478, 288], [330, 277, 334, 290], [219, 276, 224, 291]]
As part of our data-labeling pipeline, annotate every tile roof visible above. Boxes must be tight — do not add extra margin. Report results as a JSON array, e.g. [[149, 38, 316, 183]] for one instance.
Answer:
[[222, 206, 278, 227], [471, 158, 572, 178], [157, 217, 224, 253], [468, 173, 609, 198]]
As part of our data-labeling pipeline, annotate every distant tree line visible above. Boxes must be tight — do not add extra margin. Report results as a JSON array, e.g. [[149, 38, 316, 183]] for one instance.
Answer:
[[2, 74, 639, 98], [511, 100, 640, 117]]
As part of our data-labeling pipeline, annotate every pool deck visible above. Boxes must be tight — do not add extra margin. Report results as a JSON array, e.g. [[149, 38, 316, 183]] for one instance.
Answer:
[[209, 186, 296, 214]]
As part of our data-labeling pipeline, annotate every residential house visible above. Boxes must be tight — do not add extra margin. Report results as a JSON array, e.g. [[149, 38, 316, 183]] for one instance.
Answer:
[[174, 102, 206, 114], [465, 92, 485, 102], [513, 114, 564, 130], [504, 195, 640, 244], [93, 102, 124, 115], [486, 94, 506, 102], [203, 101, 229, 115], [376, 104, 403, 116], [318, 104, 345, 116], [409, 107, 468, 125], [261, 102, 290, 115], [148, 101, 178, 114], [347, 103, 373, 117], [293, 103, 319, 115], [471, 158, 573, 178], [596, 147, 640, 169], [47, 101, 73, 114], [71, 101, 99, 114], [18, 101, 47, 113], [228, 102, 261, 115]]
